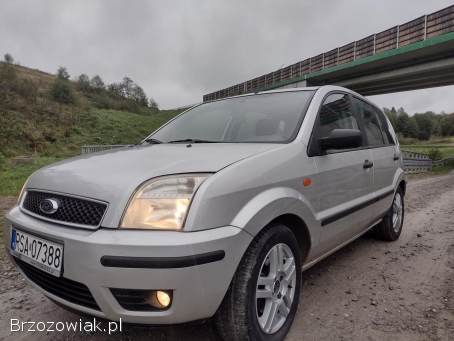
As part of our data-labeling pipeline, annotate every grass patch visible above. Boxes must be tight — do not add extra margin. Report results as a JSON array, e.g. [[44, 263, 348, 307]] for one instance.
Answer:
[[0, 157, 61, 196]]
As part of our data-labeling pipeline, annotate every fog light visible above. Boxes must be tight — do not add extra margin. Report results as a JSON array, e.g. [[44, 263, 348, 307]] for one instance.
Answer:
[[148, 290, 172, 309], [156, 290, 171, 308], [111, 288, 173, 311]]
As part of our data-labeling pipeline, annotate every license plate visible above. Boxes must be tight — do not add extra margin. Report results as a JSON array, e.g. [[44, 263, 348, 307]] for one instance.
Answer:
[[10, 229, 63, 277]]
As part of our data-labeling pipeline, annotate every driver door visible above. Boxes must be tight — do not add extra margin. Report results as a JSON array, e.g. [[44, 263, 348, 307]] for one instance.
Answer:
[[309, 93, 374, 256]]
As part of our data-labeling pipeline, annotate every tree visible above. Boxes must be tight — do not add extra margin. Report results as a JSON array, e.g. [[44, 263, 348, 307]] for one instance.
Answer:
[[428, 148, 442, 161], [57, 66, 70, 80], [50, 79, 75, 104], [51, 66, 75, 103], [4, 53, 14, 64], [107, 83, 122, 97], [90, 75, 105, 90], [383, 107, 398, 129], [440, 114, 454, 136], [149, 98, 159, 112], [396, 111, 418, 138], [24, 122, 45, 154], [130, 85, 148, 107], [120, 76, 134, 98], [413, 113, 434, 140], [77, 73, 90, 92]]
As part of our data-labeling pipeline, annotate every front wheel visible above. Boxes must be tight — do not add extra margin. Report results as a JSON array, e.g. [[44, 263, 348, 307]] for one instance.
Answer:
[[373, 187, 405, 241], [215, 224, 302, 341]]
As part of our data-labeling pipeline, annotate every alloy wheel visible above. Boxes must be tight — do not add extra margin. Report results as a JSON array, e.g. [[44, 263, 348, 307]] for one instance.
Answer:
[[392, 192, 403, 233], [255, 243, 297, 334]]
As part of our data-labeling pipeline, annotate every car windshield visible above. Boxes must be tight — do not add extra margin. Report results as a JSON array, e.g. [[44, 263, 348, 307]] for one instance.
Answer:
[[148, 91, 314, 143]]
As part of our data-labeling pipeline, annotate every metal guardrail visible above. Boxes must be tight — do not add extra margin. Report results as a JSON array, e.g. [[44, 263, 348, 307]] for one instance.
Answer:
[[401, 152, 454, 173], [433, 156, 454, 167], [81, 145, 447, 174], [401, 150, 432, 173], [204, 4, 454, 101]]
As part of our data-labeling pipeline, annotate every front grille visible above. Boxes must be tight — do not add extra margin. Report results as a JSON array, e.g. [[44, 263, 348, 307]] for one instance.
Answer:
[[14, 257, 100, 311], [22, 191, 107, 227]]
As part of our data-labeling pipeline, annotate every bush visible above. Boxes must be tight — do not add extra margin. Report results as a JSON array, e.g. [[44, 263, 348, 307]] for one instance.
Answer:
[[50, 79, 76, 104], [0, 64, 38, 105], [90, 75, 105, 90], [4, 53, 14, 64], [77, 74, 91, 92], [0, 63, 17, 82], [397, 135, 418, 145], [428, 148, 443, 161], [13, 79, 38, 101], [0, 152, 6, 170], [57, 66, 70, 80]]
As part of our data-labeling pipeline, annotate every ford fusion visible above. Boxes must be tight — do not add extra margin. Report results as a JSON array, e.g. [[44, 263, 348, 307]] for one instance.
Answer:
[[4, 86, 406, 341]]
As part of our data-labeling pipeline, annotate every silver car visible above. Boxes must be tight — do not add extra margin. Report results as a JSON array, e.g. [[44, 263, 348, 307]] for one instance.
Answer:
[[4, 86, 405, 341]]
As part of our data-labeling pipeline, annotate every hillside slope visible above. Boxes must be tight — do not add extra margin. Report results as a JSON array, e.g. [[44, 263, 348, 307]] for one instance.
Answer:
[[0, 62, 181, 157]]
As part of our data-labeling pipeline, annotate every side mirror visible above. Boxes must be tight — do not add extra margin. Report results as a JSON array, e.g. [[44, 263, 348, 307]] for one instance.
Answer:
[[319, 129, 362, 152]]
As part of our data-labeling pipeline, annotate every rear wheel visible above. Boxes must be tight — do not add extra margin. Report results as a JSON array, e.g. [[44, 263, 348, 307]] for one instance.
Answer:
[[374, 187, 404, 241], [215, 224, 302, 341]]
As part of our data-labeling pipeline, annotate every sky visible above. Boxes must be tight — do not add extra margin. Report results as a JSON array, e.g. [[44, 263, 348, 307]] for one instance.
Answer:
[[1, 0, 453, 112]]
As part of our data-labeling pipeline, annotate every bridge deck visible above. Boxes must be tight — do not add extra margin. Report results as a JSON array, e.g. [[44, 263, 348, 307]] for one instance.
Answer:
[[204, 5, 454, 101]]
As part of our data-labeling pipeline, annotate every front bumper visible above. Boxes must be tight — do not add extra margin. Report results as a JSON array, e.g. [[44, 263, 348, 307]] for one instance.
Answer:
[[4, 206, 252, 324]]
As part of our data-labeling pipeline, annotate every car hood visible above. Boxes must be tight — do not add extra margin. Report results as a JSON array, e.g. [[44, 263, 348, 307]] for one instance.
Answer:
[[26, 143, 280, 227]]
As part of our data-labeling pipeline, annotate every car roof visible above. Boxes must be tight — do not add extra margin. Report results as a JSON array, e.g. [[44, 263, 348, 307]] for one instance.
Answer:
[[203, 85, 366, 104]]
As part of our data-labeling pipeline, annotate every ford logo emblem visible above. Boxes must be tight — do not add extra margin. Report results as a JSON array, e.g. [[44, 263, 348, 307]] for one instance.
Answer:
[[39, 198, 60, 215]]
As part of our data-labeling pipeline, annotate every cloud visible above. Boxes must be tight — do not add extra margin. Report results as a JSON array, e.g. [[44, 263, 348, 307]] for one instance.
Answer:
[[1, 0, 453, 111]]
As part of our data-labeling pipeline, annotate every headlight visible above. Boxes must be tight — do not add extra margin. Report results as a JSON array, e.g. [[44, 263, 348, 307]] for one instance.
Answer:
[[17, 176, 31, 205], [120, 174, 209, 230]]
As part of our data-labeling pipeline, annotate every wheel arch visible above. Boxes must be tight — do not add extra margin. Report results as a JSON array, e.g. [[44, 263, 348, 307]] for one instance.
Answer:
[[398, 179, 406, 196], [231, 187, 317, 264], [268, 213, 311, 262]]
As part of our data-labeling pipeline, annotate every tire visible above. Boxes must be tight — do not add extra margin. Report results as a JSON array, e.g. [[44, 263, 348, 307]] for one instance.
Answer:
[[214, 224, 302, 341], [373, 187, 404, 241]]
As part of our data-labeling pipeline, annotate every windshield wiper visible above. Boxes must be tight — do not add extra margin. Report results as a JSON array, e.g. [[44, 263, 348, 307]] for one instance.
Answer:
[[167, 138, 220, 144], [143, 138, 163, 145]]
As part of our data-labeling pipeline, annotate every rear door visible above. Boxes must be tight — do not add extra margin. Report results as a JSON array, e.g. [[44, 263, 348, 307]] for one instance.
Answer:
[[352, 97, 398, 216], [308, 92, 374, 256]]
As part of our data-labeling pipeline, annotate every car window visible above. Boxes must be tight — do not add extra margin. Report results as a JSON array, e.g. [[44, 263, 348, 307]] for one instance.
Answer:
[[355, 99, 385, 146], [318, 93, 360, 138], [374, 107, 395, 145], [149, 91, 314, 143]]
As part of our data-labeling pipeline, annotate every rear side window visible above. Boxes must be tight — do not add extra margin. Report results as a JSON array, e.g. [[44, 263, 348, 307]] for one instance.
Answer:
[[374, 108, 395, 145], [354, 98, 385, 146], [318, 93, 359, 138]]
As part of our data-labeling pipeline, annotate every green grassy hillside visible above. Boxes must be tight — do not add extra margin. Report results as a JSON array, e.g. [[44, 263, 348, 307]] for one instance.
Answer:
[[0, 62, 182, 195], [0, 108, 181, 157]]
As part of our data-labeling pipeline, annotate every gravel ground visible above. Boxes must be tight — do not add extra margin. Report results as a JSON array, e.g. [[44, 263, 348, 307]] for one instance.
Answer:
[[0, 173, 453, 340]]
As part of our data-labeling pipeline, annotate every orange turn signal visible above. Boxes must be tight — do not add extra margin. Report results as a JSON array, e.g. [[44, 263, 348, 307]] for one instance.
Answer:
[[303, 178, 312, 187]]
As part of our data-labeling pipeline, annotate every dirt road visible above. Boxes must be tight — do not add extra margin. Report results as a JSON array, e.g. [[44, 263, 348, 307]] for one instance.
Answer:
[[1, 173, 453, 340]]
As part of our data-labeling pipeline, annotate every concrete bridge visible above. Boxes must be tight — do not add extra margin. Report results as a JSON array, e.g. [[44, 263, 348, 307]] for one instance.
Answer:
[[203, 5, 454, 101]]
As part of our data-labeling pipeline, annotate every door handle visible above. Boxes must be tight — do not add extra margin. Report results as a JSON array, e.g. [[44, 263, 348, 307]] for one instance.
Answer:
[[363, 160, 374, 169], [393, 154, 400, 161]]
